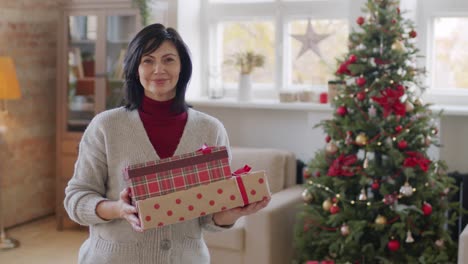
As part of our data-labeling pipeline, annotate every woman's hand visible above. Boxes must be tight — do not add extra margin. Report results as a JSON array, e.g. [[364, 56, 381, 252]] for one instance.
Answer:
[[212, 196, 271, 227], [118, 188, 143, 232], [96, 187, 143, 232]]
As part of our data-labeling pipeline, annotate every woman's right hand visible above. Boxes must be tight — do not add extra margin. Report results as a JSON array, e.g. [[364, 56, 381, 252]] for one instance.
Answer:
[[96, 188, 143, 232], [118, 188, 143, 232]]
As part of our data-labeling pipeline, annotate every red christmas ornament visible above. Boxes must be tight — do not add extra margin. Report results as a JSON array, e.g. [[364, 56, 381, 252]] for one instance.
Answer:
[[336, 62, 351, 75], [388, 239, 400, 252], [422, 202, 433, 216], [356, 16, 365, 26], [325, 135, 331, 143], [398, 140, 408, 150], [397, 8, 401, 14], [303, 168, 312, 179], [356, 91, 366, 101], [330, 204, 340, 214], [314, 171, 321, 177], [409, 30, 417, 38], [356, 77, 366, 87], [348, 54, 357, 64], [336, 106, 348, 116], [395, 125, 403, 133], [332, 197, 338, 203], [371, 181, 380, 190]]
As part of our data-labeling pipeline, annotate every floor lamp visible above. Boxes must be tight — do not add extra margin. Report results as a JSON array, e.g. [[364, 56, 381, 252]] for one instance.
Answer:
[[0, 56, 22, 250]]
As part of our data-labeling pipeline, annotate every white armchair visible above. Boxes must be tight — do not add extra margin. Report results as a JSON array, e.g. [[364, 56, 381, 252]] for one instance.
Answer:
[[458, 225, 468, 263], [204, 146, 303, 264]]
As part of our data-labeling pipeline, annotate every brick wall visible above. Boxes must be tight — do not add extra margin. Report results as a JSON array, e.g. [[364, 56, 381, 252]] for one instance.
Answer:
[[0, 0, 64, 228]]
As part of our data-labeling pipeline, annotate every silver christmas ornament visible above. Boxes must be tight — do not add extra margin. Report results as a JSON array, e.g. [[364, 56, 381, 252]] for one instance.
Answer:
[[368, 105, 377, 118], [406, 230, 414, 243], [358, 188, 367, 201], [340, 224, 350, 236], [399, 181, 414, 197]]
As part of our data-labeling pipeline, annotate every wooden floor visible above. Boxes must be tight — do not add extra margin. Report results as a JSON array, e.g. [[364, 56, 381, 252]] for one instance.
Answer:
[[0, 215, 88, 264]]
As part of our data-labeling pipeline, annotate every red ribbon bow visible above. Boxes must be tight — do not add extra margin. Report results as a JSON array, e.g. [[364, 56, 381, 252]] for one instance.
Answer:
[[403, 151, 431, 172], [371, 86, 406, 117], [233, 165, 252, 175], [327, 154, 358, 177], [198, 144, 214, 154]]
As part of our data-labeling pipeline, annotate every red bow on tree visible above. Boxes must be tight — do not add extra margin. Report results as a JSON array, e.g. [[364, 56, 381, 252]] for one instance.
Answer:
[[327, 154, 358, 177], [403, 151, 431, 172], [371, 86, 406, 117]]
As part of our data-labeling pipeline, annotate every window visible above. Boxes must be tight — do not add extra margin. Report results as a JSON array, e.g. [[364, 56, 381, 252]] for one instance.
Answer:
[[222, 20, 275, 85], [415, 0, 468, 104], [432, 17, 468, 90], [288, 19, 348, 88], [201, 0, 350, 99]]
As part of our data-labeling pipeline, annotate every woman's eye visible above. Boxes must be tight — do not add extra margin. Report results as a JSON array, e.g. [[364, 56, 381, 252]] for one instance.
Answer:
[[164, 57, 175, 63], [143, 59, 153, 64]]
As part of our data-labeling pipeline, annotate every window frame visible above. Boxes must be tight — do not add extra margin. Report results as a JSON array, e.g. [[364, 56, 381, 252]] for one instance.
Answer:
[[415, 0, 468, 104], [200, 0, 351, 99]]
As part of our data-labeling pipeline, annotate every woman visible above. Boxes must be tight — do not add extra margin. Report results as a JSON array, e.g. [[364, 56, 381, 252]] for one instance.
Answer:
[[64, 23, 270, 264]]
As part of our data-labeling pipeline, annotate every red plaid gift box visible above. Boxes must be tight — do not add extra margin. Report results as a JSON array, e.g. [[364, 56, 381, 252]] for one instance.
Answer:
[[124, 146, 231, 203]]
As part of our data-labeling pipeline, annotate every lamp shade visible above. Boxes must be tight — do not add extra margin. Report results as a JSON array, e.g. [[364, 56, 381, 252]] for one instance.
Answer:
[[0, 57, 21, 99]]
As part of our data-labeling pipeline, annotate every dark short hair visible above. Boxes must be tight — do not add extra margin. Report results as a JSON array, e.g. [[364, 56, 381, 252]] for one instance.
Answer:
[[123, 23, 191, 113]]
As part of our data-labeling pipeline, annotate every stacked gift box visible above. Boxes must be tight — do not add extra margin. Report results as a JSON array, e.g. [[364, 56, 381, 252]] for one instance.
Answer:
[[124, 145, 271, 230]]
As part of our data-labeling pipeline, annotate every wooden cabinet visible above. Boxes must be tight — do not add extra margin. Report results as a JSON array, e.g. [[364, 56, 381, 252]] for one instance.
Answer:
[[55, 0, 142, 230]]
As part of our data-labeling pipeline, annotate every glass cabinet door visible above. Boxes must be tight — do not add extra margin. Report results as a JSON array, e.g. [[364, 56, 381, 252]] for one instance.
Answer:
[[105, 15, 137, 109], [67, 15, 97, 132]]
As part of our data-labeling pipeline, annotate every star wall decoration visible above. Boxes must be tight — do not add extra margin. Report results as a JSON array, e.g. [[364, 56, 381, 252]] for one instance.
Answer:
[[291, 19, 331, 60]]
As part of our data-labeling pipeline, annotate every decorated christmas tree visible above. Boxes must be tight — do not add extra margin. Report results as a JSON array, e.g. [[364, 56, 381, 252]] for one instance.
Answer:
[[294, 0, 460, 263]]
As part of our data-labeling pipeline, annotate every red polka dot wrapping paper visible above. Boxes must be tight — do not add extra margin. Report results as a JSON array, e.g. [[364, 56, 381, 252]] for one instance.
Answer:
[[137, 170, 271, 230], [124, 146, 231, 204]]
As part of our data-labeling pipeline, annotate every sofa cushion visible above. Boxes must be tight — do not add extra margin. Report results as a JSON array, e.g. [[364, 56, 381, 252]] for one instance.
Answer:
[[204, 217, 245, 251], [231, 147, 291, 193]]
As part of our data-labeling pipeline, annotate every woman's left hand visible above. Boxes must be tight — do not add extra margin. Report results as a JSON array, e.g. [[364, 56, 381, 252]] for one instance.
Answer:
[[212, 196, 271, 226]]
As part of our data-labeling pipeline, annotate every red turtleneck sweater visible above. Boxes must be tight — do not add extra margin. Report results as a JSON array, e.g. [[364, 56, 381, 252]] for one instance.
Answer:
[[138, 96, 188, 159]]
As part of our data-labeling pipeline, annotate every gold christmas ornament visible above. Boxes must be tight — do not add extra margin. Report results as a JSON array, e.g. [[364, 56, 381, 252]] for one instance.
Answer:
[[302, 189, 314, 203], [406, 230, 414, 243], [392, 41, 405, 52], [358, 188, 367, 201], [355, 133, 368, 146], [399, 181, 414, 197], [326, 142, 338, 154], [322, 199, 332, 211], [375, 215, 387, 225], [414, 98, 424, 106], [405, 101, 414, 112], [340, 224, 350, 236]]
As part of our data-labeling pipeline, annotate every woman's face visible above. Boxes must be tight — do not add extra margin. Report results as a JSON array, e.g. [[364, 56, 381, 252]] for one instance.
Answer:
[[138, 41, 181, 101]]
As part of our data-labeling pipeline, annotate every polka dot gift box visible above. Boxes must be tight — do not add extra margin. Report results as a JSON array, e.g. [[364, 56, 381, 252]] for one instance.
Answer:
[[137, 170, 271, 230], [124, 145, 231, 205]]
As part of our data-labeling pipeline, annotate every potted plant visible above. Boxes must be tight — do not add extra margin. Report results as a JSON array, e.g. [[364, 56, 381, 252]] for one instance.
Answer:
[[226, 51, 265, 101]]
